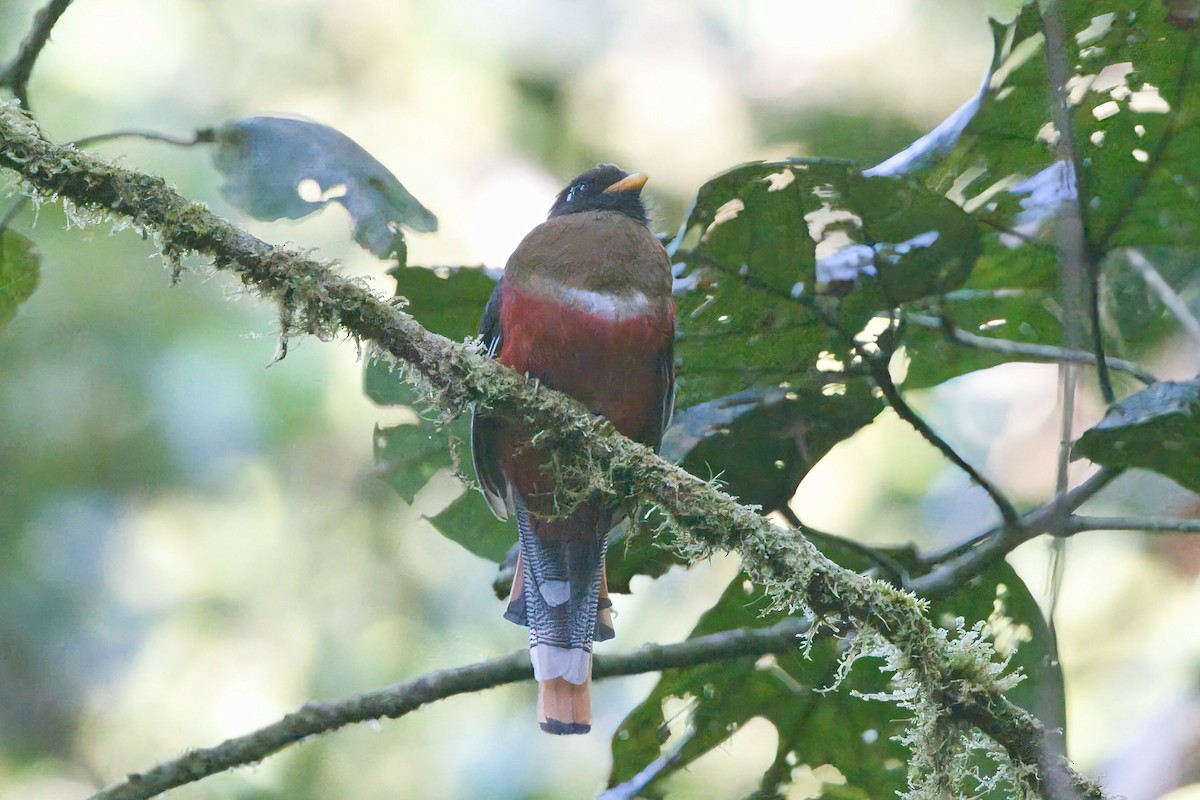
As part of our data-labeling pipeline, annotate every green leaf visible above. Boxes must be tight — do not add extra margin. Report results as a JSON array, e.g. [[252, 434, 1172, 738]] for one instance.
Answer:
[[426, 490, 514, 562], [211, 116, 437, 259], [1073, 379, 1200, 492], [1101, 246, 1199, 361], [610, 545, 1062, 799], [609, 575, 904, 799], [604, 517, 683, 593], [606, 382, 883, 594], [366, 265, 497, 406], [367, 265, 511, 562], [373, 423, 452, 504], [1068, 6, 1200, 252], [673, 159, 980, 408], [0, 229, 39, 330], [386, 263, 498, 343], [363, 358, 418, 407], [899, 287, 1062, 390], [662, 384, 882, 514]]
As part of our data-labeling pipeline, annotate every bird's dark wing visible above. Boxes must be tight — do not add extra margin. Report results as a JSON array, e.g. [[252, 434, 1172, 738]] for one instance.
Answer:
[[478, 280, 503, 357], [472, 281, 512, 520], [655, 331, 676, 451]]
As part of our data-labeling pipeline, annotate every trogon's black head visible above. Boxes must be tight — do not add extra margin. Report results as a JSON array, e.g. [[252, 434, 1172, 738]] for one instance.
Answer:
[[548, 164, 649, 225]]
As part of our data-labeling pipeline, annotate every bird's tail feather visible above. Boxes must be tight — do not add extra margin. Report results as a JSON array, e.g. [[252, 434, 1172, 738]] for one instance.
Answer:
[[539, 676, 592, 735], [505, 496, 612, 734]]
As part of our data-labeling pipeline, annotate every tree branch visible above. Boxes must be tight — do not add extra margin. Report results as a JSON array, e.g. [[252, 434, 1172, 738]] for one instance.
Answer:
[[0, 102, 1108, 800], [910, 468, 1124, 595], [70, 127, 213, 149], [1067, 515, 1200, 535], [0, 0, 74, 112], [903, 313, 1157, 385], [88, 619, 812, 800], [862, 344, 1022, 527], [1039, 0, 1112, 405]]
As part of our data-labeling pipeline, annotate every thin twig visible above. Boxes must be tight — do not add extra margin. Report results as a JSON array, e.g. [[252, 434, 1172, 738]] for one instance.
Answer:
[[1039, 0, 1102, 665], [1094, 35, 1199, 255], [862, 345, 1022, 528], [1067, 515, 1200, 535], [1040, 2, 1112, 405], [0, 0, 75, 112], [904, 313, 1157, 385], [910, 468, 1123, 596], [71, 128, 211, 150], [1123, 248, 1200, 350], [88, 620, 811, 800]]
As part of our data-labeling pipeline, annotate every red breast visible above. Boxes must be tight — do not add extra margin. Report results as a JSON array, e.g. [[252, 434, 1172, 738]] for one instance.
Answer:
[[495, 207, 673, 508]]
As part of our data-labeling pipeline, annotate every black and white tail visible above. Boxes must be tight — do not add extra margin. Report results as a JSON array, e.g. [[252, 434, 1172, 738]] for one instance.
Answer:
[[504, 497, 614, 734]]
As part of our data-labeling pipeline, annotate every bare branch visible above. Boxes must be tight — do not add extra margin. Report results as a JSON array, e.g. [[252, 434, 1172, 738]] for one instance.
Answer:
[[1039, 0, 1108, 661], [0, 0, 75, 112], [0, 103, 1108, 800], [88, 620, 811, 800], [862, 344, 1022, 527], [903, 313, 1157, 385], [1067, 515, 1200, 535], [1039, 0, 1113, 403], [71, 128, 212, 150], [910, 468, 1124, 596]]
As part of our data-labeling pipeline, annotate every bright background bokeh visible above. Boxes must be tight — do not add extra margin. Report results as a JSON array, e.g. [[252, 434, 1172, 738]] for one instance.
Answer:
[[1, 0, 1197, 798]]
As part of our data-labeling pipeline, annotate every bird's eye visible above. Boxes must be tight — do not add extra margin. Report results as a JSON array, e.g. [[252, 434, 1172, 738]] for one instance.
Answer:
[[567, 182, 588, 201]]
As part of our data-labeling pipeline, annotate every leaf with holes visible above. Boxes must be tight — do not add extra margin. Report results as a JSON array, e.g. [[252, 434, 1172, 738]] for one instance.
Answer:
[[211, 116, 436, 259], [887, 1, 1200, 389], [672, 159, 979, 408]]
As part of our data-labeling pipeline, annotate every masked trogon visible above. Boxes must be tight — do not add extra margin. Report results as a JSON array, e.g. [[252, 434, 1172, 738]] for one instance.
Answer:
[[471, 165, 676, 735]]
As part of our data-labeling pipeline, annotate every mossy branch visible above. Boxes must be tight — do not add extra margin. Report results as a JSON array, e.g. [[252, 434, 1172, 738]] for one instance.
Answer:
[[0, 102, 1107, 800]]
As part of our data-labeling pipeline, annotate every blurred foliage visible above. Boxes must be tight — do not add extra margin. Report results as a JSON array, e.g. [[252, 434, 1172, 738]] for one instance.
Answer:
[[0, 229, 39, 330]]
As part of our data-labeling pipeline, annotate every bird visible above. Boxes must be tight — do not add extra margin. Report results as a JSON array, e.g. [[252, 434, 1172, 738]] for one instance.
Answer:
[[471, 164, 676, 734]]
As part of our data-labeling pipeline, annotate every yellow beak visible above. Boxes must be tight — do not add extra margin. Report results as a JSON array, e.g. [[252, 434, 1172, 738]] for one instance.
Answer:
[[603, 173, 648, 194]]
